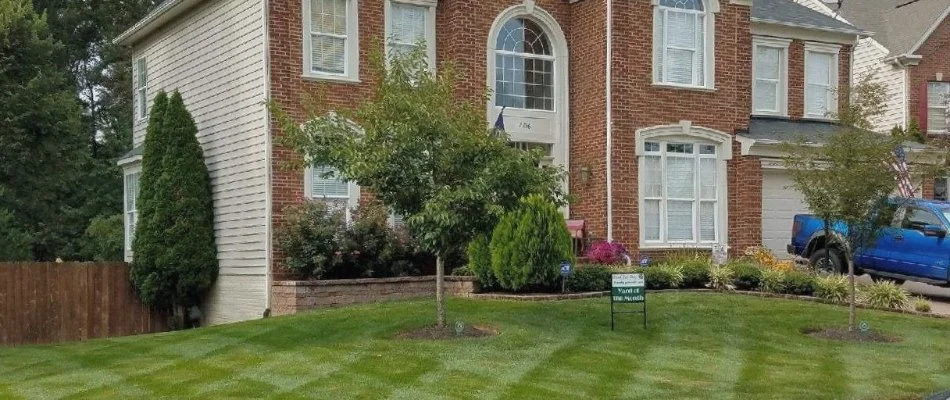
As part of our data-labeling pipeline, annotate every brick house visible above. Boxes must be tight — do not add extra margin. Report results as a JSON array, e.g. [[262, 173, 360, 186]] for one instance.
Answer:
[[116, 0, 865, 324]]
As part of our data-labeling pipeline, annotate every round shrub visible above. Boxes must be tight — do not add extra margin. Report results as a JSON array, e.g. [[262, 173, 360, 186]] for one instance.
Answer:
[[912, 296, 932, 313], [643, 265, 683, 290], [859, 281, 910, 309], [490, 195, 574, 292], [678, 260, 712, 289], [729, 262, 762, 291], [466, 234, 495, 288], [585, 241, 629, 265], [781, 270, 816, 296], [566, 265, 612, 292], [275, 201, 346, 278], [709, 266, 735, 290], [759, 268, 786, 294], [814, 274, 848, 303]]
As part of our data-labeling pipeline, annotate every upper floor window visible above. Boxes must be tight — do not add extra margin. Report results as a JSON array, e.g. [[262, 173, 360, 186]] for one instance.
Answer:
[[927, 81, 950, 134], [752, 38, 789, 116], [494, 17, 554, 111], [303, 0, 359, 82], [804, 43, 839, 119], [385, 0, 436, 67], [135, 58, 147, 121], [124, 170, 141, 252], [653, 0, 714, 89]]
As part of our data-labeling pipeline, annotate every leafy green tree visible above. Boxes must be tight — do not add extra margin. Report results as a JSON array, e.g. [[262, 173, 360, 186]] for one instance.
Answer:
[[0, 208, 33, 261], [783, 74, 941, 331], [466, 235, 494, 289], [79, 214, 124, 261], [271, 46, 566, 327], [132, 91, 218, 314], [0, 0, 86, 261], [489, 195, 573, 291]]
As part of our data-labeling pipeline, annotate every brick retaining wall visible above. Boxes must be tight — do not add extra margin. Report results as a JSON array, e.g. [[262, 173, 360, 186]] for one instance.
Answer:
[[271, 276, 477, 316]]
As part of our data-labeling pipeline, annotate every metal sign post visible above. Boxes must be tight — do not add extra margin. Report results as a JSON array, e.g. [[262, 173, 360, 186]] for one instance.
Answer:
[[610, 273, 646, 330], [560, 261, 573, 293]]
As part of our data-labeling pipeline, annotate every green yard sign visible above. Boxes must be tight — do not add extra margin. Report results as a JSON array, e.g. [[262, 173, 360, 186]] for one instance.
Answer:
[[610, 273, 646, 330]]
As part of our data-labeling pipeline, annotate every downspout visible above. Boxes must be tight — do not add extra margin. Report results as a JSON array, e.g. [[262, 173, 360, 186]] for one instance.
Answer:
[[262, 0, 273, 314], [605, 0, 614, 242]]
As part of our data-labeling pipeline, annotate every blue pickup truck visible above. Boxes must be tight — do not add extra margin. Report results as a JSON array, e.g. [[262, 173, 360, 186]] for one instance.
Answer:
[[788, 198, 950, 286]]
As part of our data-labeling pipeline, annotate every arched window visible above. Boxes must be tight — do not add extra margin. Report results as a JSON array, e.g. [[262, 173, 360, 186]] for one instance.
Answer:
[[654, 0, 713, 88], [494, 17, 554, 111]]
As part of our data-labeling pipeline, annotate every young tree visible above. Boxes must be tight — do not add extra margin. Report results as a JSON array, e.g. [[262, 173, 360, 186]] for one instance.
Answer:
[[783, 74, 933, 331], [272, 47, 566, 327], [132, 90, 218, 318]]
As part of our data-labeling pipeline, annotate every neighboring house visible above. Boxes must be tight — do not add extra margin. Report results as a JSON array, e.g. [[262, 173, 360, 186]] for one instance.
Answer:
[[115, 0, 865, 324]]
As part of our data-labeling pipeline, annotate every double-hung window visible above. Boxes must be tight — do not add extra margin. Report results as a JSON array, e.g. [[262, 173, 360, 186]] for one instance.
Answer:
[[653, 0, 713, 88], [135, 58, 147, 121], [385, 0, 436, 67], [124, 170, 141, 252], [306, 165, 358, 220], [752, 38, 789, 116], [927, 82, 950, 134], [304, 0, 359, 81], [641, 141, 720, 245], [804, 43, 839, 119]]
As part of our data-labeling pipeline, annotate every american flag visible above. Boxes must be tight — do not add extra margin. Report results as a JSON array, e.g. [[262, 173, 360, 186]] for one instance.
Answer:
[[892, 145, 916, 198]]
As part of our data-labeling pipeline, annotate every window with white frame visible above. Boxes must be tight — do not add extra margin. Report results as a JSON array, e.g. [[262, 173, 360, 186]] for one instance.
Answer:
[[752, 38, 789, 115], [804, 44, 839, 119], [640, 140, 723, 246], [307, 165, 358, 219], [124, 170, 141, 251], [385, 0, 435, 66], [494, 17, 555, 111], [653, 0, 713, 88], [303, 0, 358, 81], [135, 58, 147, 121], [927, 82, 950, 134]]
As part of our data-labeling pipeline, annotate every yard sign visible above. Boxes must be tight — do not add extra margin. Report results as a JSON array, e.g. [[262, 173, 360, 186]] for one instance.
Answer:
[[610, 273, 646, 330]]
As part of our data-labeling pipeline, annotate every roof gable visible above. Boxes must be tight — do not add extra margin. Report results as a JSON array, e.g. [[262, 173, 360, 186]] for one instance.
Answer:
[[836, 0, 950, 55]]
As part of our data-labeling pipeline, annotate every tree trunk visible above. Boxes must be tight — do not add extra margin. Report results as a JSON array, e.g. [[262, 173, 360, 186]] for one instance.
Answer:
[[436, 255, 446, 328], [848, 257, 856, 332]]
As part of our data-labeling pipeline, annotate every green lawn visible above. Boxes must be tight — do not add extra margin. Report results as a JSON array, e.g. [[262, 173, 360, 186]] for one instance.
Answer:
[[1, 293, 949, 399]]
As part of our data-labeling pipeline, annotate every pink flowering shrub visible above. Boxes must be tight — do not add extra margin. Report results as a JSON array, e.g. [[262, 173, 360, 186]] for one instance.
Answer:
[[585, 241, 629, 265]]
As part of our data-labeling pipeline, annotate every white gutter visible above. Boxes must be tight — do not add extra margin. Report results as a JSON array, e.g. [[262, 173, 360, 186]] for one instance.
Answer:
[[113, 0, 200, 46], [605, 0, 614, 242], [262, 0, 273, 314]]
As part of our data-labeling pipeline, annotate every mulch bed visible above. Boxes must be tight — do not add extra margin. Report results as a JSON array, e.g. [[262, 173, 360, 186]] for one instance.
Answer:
[[801, 327, 901, 343], [396, 324, 499, 340]]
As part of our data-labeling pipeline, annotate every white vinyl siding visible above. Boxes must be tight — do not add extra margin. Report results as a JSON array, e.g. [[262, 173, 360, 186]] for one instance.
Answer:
[[804, 44, 839, 119], [852, 37, 907, 132], [927, 82, 950, 134], [124, 170, 141, 255], [752, 38, 789, 116], [385, 0, 436, 66], [134, 58, 147, 121], [653, 0, 714, 89], [128, 0, 267, 325], [641, 141, 720, 245], [303, 0, 359, 82]]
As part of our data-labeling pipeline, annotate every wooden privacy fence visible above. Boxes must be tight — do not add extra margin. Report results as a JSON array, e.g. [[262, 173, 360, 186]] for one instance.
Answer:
[[0, 262, 167, 347]]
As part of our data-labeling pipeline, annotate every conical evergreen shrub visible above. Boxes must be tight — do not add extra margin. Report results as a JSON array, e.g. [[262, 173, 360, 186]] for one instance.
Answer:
[[490, 194, 573, 291]]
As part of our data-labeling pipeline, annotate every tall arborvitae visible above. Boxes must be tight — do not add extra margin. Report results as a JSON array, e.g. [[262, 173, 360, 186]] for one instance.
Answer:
[[131, 90, 172, 306], [158, 90, 217, 310]]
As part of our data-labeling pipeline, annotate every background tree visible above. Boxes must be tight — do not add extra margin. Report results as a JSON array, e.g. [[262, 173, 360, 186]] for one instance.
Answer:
[[272, 46, 566, 327], [132, 91, 218, 319], [783, 74, 941, 331]]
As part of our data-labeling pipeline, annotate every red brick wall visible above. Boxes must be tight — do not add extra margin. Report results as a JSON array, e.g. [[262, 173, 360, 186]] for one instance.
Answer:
[[786, 41, 853, 120], [908, 17, 950, 134]]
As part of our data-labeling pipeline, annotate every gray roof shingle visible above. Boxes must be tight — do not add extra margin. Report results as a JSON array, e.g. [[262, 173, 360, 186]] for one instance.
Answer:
[[752, 0, 867, 34], [836, 0, 950, 55]]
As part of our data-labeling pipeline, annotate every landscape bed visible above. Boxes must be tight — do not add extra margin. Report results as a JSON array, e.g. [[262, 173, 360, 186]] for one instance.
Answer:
[[1, 293, 949, 399]]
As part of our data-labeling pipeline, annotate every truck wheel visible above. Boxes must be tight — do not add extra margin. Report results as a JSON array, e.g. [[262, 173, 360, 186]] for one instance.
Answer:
[[809, 248, 844, 274]]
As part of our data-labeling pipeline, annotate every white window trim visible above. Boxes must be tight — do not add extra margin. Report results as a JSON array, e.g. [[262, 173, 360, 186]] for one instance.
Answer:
[[927, 81, 950, 135], [123, 166, 142, 261], [384, 0, 437, 69], [803, 42, 840, 120], [752, 37, 790, 116], [651, 0, 718, 90], [134, 57, 147, 122], [302, 0, 360, 83], [304, 166, 360, 221], [636, 121, 731, 249]]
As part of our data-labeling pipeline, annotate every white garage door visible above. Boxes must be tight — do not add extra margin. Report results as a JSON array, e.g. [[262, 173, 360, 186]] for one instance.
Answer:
[[762, 169, 810, 258]]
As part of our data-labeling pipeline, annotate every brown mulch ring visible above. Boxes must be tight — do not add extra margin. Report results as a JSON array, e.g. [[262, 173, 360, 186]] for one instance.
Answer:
[[801, 327, 901, 343], [396, 324, 499, 340]]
